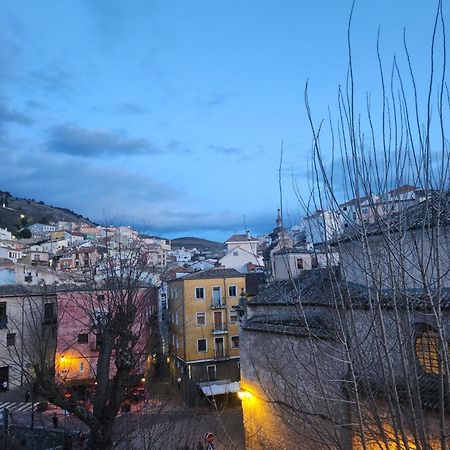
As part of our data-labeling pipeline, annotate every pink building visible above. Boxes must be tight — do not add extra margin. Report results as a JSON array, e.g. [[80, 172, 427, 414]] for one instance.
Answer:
[[55, 286, 158, 395]]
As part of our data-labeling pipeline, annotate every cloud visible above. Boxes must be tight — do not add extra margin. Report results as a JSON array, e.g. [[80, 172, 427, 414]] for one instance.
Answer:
[[116, 103, 148, 115], [27, 67, 74, 93], [0, 102, 33, 126], [166, 140, 192, 154], [208, 145, 244, 156], [0, 147, 180, 222], [198, 92, 232, 109], [46, 124, 160, 157], [25, 100, 46, 110]]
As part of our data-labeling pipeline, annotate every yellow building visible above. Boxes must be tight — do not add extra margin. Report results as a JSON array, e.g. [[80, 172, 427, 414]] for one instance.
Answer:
[[168, 268, 246, 406]]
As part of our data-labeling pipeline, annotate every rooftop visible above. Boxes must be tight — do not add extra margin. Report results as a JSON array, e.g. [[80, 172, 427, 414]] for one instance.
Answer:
[[182, 267, 245, 280]]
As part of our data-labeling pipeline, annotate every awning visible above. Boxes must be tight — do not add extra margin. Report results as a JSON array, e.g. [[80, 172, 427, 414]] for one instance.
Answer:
[[200, 381, 240, 396]]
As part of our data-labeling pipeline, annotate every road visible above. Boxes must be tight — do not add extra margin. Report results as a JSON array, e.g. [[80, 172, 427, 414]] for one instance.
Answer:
[[6, 400, 245, 449]]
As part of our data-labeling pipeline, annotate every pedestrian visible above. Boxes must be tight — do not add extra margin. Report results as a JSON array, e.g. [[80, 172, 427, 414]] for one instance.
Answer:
[[197, 442, 204, 450], [52, 412, 59, 428], [25, 390, 30, 403]]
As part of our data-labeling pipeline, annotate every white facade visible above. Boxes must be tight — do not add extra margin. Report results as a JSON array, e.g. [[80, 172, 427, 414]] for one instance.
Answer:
[[219, 246, 264, 273], [225, 234, 259, 255], [0, 247, 23, 263], [169, 248, 192, 263], [301, 210, 343, 244], [0, 228, 12, 241], [28, 223, 56, 236]]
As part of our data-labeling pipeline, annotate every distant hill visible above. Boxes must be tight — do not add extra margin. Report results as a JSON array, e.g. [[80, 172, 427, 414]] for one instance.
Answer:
[[171, 237, 224, 254], [0, 190, 94, 236]]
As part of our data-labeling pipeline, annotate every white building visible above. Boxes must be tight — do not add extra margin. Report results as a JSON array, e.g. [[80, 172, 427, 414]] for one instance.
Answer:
[[0, 228, 12, 241], [219, 246, 264, 273], [301, 210, 343, 244], [28, 223, 56, 236], [0, 247, 23, 263], [225, 233, 259, 255]]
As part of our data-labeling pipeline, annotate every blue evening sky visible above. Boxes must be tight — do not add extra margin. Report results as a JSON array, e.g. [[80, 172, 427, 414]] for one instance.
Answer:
[[0, 1, 440, 241]]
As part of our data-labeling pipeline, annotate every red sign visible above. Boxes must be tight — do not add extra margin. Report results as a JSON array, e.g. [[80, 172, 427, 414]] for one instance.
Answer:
[[205, 433, 215, 444]]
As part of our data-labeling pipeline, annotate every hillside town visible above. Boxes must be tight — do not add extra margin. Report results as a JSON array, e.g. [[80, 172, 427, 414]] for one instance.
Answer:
[[0, 184, 449, 449]]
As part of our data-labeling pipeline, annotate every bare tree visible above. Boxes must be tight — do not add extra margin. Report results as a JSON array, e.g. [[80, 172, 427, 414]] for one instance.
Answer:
[[4, 242, 159, 450], [239, 2, 450, 449]]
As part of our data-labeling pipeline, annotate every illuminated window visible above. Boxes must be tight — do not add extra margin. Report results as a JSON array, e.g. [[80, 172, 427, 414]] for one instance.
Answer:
[[415, 329, 449, 375]]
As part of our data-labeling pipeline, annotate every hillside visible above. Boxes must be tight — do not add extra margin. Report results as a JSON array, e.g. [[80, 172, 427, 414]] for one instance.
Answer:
[[0, 191, 94, 235], [171, 236, 224, 254]]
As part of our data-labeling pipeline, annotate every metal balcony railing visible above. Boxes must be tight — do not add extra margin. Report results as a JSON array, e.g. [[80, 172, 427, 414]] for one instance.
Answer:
[[211, 298, 226, 309], [214, 348, 229, 360], [212, 323, 228, 334]]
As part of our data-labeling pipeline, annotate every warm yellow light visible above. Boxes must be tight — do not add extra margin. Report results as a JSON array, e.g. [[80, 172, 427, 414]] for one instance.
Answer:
[[141, 377, 146, 383], [238, 390, 253, 400], [60, 355, 65, 361]]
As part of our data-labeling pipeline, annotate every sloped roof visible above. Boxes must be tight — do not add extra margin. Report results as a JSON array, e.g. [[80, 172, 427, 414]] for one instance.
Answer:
[[225, 234, 258, 243], [182, 267, 245, 280], [337, 193, 450, 243], [249, 268, 450, 311]]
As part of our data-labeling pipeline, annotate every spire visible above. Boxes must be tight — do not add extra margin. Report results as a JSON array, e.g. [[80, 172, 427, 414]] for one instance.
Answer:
[[276, 208, 282, 229]]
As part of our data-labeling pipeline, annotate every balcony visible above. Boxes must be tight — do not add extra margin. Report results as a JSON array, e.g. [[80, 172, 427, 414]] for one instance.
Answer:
[[214, 349, 229, 360], [211, 299, 226, 309], [212, 323, 228, 334]]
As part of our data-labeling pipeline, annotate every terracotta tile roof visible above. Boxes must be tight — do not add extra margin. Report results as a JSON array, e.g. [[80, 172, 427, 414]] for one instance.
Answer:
[[182, 267, 245, 280], [226, 234, 258, 242]]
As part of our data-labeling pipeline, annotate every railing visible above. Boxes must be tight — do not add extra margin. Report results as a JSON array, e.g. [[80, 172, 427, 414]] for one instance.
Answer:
[[212, 323, 228, 334], [211, 299, 226, 309], [214, 348, 229, 359]]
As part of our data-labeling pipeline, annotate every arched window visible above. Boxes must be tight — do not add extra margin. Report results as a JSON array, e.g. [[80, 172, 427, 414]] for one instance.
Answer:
[[415, 327, 449, 375]]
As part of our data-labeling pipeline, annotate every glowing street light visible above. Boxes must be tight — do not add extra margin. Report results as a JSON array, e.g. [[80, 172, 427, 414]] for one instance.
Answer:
[[237, 389, 253, 400]]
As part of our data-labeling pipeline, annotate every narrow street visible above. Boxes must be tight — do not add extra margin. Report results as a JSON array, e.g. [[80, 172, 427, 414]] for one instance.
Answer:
[[5, 381, 245, 449]]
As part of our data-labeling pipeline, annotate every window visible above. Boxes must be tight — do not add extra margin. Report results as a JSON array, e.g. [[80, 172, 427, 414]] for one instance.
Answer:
[[229, 310, 238, 323], [231, 336, 239, 348], [212, 287, 222, 306], [97, 294, 105, 301], [77, 334, 88, 344], [6, 333, 15, 347], [0, 302, 7, 329], [207, 365, 216, 381], [233, 251, 238, 256], [195, 287, 204, 299], [228, 285, 237, 297], [176, 336, 179, 349], [175, 312, 179, 325], [415, 328, 449, 375], [80, 362, 85, 373], [296, 258, 304, 270], [95, 334, 103, 350], [197, 339, 207, 352], [93, 307, 108, 327], [196, 312, 206, 326], [44, 303, 56, 323]]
